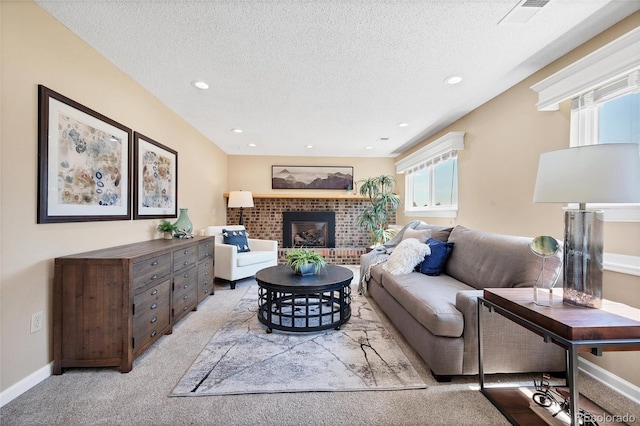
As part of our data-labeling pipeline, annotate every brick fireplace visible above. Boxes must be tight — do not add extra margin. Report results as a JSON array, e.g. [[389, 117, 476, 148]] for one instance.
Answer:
[[225, 195, 396, 265]]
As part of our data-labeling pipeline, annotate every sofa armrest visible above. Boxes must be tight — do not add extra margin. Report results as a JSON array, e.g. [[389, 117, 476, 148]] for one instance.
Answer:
[[214, 242, 237, 275], [248, 238, 278, 252], [455, 289, 564, 375]]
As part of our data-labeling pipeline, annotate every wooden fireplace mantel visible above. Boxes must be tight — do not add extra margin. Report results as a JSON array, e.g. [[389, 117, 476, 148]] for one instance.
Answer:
[[223, 193, 364, 200]]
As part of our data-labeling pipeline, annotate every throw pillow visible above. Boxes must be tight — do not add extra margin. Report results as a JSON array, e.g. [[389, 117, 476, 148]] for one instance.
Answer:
[[402, 228, 432, 244], [418, 238, 455, 276], [222, 228, 251, 253], [383, 238, 431, 275]]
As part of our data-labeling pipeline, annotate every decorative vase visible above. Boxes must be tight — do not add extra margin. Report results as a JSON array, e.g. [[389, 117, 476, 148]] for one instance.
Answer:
[[173, 208, 193, 237], [295, 263, 316, 276]]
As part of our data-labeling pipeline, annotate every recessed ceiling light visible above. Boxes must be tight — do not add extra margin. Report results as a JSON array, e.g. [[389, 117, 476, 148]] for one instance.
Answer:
[[305, 145, 314, 149], [398, 123, 409, 127], [444, 75, 463, 85], [231, 128, 243, 133], [192, 80, 209, 90], [365, 146, 373, 150], [247, 143, 256, 147]]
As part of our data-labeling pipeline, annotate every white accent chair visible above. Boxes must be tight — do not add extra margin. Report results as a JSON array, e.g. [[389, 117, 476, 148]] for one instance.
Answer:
[[205, 225, 278, 289]]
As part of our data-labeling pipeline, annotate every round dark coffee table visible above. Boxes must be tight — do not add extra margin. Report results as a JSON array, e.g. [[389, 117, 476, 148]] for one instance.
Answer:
[[255, 265, 353, 333]]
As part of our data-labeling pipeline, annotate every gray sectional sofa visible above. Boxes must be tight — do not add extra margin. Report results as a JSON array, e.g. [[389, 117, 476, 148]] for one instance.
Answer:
[[360, 222, 566, 381]]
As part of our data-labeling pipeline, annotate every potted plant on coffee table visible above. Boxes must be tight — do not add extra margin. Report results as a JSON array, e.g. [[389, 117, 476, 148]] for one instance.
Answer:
[[157, 220, 178, 239], [356, 174, 401, 246], [286, 248, 326, 276]]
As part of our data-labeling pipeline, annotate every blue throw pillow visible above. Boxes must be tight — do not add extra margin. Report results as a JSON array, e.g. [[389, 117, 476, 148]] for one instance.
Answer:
[[418, 238, 454, 276], [222, 229, 251, 253]]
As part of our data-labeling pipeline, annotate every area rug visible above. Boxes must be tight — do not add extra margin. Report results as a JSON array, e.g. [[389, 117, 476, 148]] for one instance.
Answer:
[[171, 284, 427, 396]]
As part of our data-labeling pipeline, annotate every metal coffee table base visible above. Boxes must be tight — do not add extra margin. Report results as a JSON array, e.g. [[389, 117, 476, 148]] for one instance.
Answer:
[[258, 286, 351, 333]]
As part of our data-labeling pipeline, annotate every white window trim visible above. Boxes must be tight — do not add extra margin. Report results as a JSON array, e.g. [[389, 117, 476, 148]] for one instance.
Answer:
[[530, 26, 640, 111], [396, 132, 465, 218], [531, 27, 640, 222]]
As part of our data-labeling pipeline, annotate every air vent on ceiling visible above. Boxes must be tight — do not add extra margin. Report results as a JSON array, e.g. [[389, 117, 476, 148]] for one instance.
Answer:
[[378, 137, 390, 143], [498, 0, 550, 25]]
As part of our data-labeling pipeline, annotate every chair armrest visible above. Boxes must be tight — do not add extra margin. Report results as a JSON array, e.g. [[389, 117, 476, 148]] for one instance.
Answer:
[[248, 239, 278, 252], [214, 242, 237, 265]]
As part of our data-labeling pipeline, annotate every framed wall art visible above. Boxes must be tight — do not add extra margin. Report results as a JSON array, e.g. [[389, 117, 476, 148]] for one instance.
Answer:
[[272, 166, 353, 190], [37, 85, 132, 223], [133, 132, 178, 219]]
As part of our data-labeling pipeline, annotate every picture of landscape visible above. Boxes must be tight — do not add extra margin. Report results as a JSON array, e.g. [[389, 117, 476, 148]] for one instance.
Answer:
[[272, 166, 353, 190]]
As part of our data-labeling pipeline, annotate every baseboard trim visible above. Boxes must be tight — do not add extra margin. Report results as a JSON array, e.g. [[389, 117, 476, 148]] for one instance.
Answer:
[[0, 362, 52, 408], [579, 357, 640, 405]]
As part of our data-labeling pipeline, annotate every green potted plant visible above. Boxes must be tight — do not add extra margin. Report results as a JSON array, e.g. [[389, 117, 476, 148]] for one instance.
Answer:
[[356, 175, 401, 246], [285, 248, 326, 276], [157, 220, 178, 240]]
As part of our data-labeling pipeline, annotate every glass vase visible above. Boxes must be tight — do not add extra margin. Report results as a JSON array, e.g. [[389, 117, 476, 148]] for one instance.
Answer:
[[173, 208, 193, 237]]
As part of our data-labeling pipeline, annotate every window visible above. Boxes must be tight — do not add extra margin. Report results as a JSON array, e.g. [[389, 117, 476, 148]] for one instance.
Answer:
[[531, 26, 640, 222], [396, 132, 464, 218]]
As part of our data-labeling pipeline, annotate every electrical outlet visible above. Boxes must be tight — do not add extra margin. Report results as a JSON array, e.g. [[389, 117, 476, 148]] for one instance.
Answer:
[[31, 311, 43, 333]]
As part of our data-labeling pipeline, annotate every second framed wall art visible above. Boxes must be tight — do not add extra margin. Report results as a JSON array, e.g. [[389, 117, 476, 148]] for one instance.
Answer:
[[133, 132, 178, 219]]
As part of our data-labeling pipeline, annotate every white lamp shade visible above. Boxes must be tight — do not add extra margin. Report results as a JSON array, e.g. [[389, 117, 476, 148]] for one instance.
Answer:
[[228, 191, 254, 208], [533, 143, 640, 204]]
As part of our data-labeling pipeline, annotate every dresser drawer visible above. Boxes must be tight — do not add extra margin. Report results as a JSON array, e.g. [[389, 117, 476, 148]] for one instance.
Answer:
[[133, 280, 171, 354], [173, 265, 197, 318], [133, 253, 171, 291], [173, 246, 197, 272], [198, 260, 214, 302], [198, 239, 214, 261]]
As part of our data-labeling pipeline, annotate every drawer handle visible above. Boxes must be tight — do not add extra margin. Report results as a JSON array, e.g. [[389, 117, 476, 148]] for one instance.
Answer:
[[150, 330, 157, 338], [182, 305, 189, 311], [183, 283, 189, 289], [150, 303, 158, 310], [184, 250, 189, 254], [150, 316, 157, 323], [183, 273, 189, 278], [151, 260, 158, 266], [183, 261, 189, 266], [203, 289, 209, 294], [151, 289, 158, 295], [151, 274, 158, 280], [183, 295, 189, 300]]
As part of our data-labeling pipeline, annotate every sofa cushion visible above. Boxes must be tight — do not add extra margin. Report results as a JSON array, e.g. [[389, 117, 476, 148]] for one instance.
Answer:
[[418, 238, 455, 276], [236, 251, 274, 267], [378, 267, 472, 337], [412, 223, 454, 242], [402, 228, 432, 243], [383, 238, 430, 275], [223, 228, 250, 253], [446, 226, 562, 290]]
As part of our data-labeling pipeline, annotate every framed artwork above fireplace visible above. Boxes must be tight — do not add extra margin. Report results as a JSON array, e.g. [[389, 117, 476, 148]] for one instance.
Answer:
[[272, 166, 353, 190]]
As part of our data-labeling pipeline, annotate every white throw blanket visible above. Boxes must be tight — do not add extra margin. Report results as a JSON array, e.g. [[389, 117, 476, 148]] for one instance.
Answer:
[[358, 220, 426, 294]]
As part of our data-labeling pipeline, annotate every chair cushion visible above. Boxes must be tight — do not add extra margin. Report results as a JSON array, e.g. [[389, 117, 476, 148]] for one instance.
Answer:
[[236, 251, 275, 267], [223, 228, 250, 253], [418, 238, 455, 276]]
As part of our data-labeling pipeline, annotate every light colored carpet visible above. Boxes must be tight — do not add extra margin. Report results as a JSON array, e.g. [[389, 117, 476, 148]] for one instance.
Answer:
[[172, 283, 426, 396], [2, 266, 638, 425]]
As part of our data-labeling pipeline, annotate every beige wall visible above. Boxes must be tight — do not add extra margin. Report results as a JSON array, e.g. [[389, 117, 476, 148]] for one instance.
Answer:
[[227, 155, 395, 198], [0, 2, 228, 392], [397, 13, 640, 386]]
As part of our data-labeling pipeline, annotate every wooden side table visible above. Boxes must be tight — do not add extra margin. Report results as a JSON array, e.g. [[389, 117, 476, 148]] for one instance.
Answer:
[[478, 288, 640, 426]]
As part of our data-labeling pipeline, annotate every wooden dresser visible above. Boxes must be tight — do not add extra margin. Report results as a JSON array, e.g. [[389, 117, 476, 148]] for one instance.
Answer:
[[53, 236, 214, 374]]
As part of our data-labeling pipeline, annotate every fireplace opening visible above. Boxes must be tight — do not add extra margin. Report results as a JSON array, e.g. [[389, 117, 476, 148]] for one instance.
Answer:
[[283, 212, 335, 248]]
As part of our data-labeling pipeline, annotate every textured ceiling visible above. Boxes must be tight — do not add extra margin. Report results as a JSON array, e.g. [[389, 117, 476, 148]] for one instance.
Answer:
[[36, 1, 639, 158]]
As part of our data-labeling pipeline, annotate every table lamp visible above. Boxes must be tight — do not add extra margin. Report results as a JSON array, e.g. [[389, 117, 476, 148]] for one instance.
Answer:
[[533, 143, 640, 308], [227, 191, 254, 225]]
